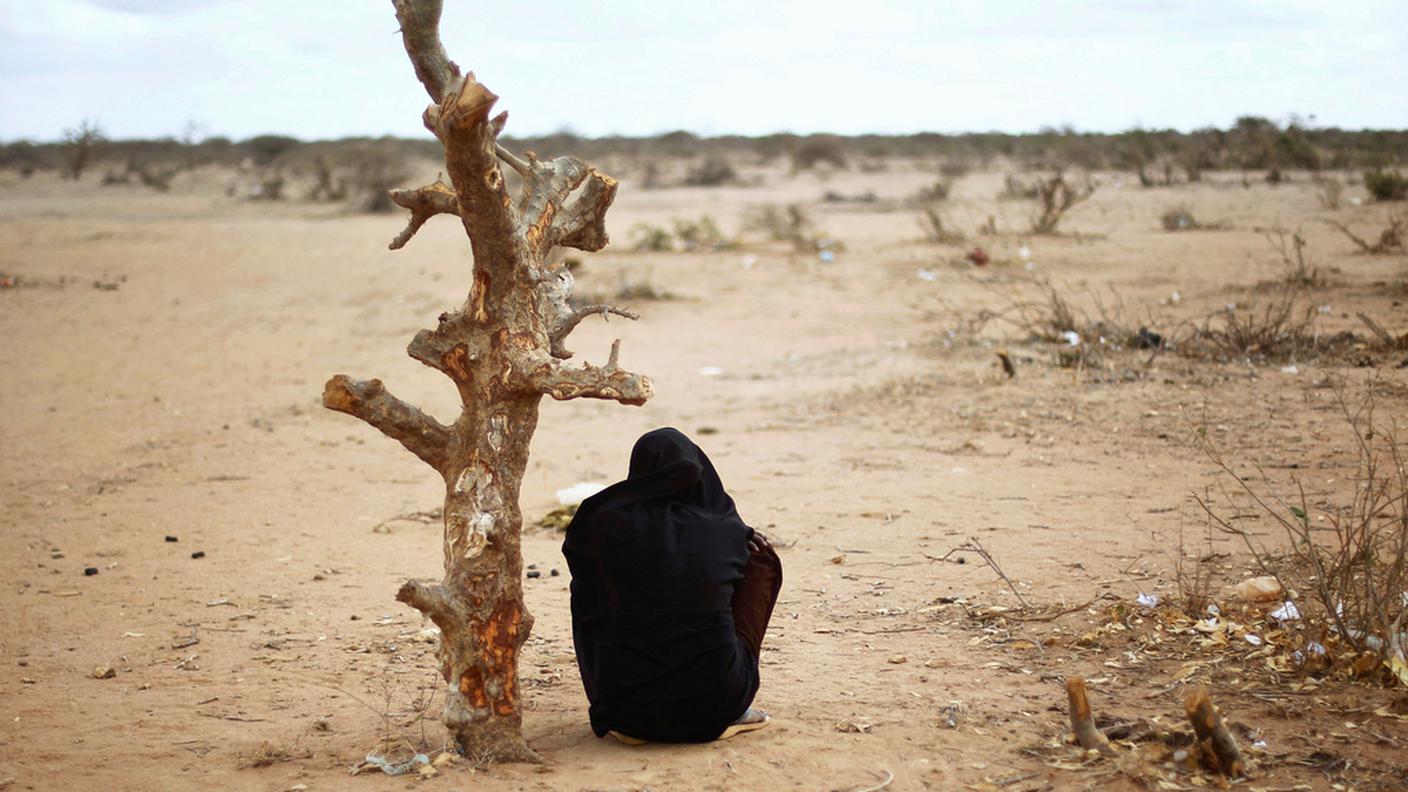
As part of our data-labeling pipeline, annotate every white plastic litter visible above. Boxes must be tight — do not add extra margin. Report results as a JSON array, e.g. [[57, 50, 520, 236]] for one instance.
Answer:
[[1280, 365, 1300, 375], [555, 481, 606, 506], [819, 250, 835, 263], [1270, 600, 1301, 621], [740, 254, 758, 269], [698, 366, 723, 377], [916, 269, 938, 282], [1245, 634, 1263, 646], [1059, 330, 1081, 347], [363, 753, 429, 776], [1018, 245, 1031, 260], [1136, 592, 1159, 608]]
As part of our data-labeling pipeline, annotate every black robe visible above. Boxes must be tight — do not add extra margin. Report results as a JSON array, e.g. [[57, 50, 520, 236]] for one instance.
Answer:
[[562, 428, 757, 742]]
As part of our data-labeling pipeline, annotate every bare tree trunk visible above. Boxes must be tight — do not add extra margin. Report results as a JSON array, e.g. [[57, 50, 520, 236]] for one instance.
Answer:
[[322, 0, 652, 762]]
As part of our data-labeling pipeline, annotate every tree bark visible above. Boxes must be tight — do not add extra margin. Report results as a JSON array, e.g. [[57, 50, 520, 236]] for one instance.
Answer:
[[322, 0, 652, 762]]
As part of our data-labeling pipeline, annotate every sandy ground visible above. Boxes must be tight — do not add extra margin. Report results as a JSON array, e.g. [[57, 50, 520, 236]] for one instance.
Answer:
[[2, 160, 1408, 792]]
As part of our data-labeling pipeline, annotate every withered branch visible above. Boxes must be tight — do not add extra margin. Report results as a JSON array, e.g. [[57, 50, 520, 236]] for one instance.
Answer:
[[388, 178, 460, 250], [550, 304, 639, 359], [392, 0, 457, 103], [516, 343, 652, 406], [322, 375, 450, 472]]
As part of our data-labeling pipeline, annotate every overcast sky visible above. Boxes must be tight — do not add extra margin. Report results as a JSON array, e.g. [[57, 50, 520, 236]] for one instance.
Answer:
[[2, 0, 1405, 143]]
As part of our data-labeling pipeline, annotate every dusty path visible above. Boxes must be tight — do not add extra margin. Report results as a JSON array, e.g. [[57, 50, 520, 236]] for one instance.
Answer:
[[3, 165, 1407, 791]]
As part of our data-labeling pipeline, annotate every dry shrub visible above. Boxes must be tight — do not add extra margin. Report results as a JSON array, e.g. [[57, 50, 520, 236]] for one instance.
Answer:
[[683, 156, 736, 187], [1161, 207, 1228, 232], [1327, 213, 1406, 255], [1195, 384, 1408, 676], [1183, 287, 1320, 363], [918, 207, 964, 244], [791, 137, 848, 173], [743, 204, 827, 252], [913, 178, 952, 203], [628, 216, 731, 252], [62, 119, 103, 180], [244, 736, 312, 768], [1161, 207, 1198, 232], [572, 268, 676, 305], [1030, 172, 1097, 234], [1314, 174, 1345, 210], [345, 148, 410, 213], [1266, 227, 1321, 287], [1000, 173, 1039, 200]]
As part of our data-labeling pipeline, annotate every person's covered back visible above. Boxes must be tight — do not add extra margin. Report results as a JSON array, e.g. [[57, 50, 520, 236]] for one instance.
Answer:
[[562, 428, 757, 742]]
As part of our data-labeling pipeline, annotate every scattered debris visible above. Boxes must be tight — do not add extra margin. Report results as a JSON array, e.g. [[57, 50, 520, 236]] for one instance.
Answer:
[[352, 752, 430, 776], [92, 665, 116, 679]]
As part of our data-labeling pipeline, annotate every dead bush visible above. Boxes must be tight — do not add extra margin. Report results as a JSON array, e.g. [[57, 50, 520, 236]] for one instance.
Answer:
[[345, 149, 410, 213], [913, 178, 952, 203], [791, 137, 848, 173], [1266, 227, 1321, 287], [1195, 384, 1408, 679], [1314, 175, 1345, 210], [918, 207, 964, 244], [1327, 213, 1406, 255], [1183, 286, 1320, 363], [743, 204, 828, 252], [572, 269, 676, 305], [1161, 207, 1227, 232], [683, 156, 736, 187], [671, 216, 731, 251], [1030, 172, 1097, 234], [62, 119, 103, 181], [1000, 173, 1039, 200]]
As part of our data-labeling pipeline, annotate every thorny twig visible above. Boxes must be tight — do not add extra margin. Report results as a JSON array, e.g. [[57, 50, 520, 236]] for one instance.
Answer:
[[930, 537, 1031, 608]]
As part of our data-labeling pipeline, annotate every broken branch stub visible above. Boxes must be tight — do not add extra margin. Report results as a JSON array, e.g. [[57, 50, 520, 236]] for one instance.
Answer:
[[320, 0, 653, 762], [1184, 687, 1244, 777]]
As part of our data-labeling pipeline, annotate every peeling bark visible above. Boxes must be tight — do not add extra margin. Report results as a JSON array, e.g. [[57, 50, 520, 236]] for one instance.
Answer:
[[322, 0, 652, 762]]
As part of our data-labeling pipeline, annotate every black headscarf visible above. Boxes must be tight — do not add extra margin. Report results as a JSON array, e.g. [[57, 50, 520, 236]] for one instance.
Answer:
[[562, 428, 757, 742]]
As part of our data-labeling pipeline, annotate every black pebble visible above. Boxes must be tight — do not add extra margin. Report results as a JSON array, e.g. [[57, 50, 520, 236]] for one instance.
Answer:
[[191, 551, 206, 559], [350, 614, 361, 621], [164, 535, 178, 543], [550, 569, 560, 577], [84, 567, 98, 576], [526, 563, 538, 570], [526, 570, 541, 579]]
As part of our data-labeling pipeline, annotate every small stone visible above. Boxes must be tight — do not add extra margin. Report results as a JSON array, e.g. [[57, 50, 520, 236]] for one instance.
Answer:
[[526, 570, 541, 579], [549, 568, 559, 577], [417, 763, 438, 778], [84, 567, 98, 576], [164, 535, 178, 543], [191, 551, 205, 559], [829, 554, 845, 565], [888, 655, 908, 665], [92, 665, 116, 679], [349, 614, 360, 621]]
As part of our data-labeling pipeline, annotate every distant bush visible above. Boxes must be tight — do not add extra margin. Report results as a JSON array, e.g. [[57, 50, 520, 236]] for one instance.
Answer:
[[1364, 168, 1408, 202], [683, 156, 736, 187], [791, 137, 848, 172]]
